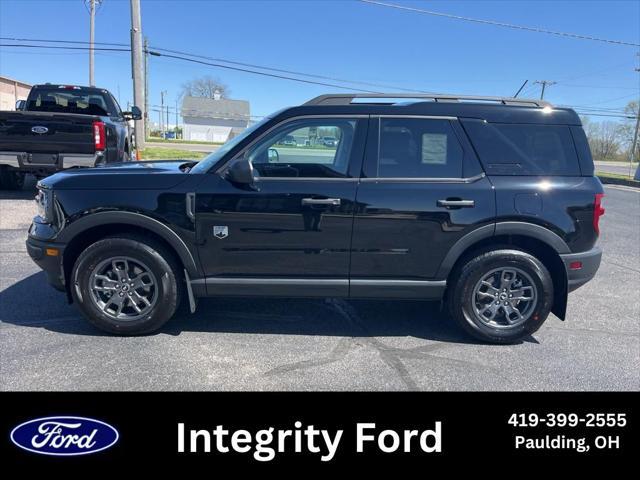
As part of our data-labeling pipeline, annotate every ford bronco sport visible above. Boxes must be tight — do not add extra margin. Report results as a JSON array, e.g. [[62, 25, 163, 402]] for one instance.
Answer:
[[27, 93, 604, 343]]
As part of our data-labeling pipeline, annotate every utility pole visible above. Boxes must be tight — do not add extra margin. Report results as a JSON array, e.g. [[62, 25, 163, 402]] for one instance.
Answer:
[[144, 36, 149, 141], [130, 0, 145, 153], [534, 80, 556, 100], [160, 90, 167, 138], [630, 59, 640, 179], [175, 99, 179, 138], [86, 0, 102, 86]]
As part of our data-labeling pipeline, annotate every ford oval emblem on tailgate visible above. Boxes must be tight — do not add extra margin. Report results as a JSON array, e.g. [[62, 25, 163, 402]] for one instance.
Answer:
[[31, 126, 49, 134], [10, 416, 119, 456]]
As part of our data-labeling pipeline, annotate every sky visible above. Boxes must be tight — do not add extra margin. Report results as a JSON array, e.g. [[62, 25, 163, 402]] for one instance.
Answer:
[[0, 0, 638, 125]]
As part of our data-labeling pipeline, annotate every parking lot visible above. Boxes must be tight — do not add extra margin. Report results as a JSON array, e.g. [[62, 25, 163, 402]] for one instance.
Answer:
[[0, 179, 638, 391]]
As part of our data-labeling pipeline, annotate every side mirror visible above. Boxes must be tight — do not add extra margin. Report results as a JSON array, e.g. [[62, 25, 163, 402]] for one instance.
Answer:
[[15, 100, 26, 111], [226, 156, 255, 186], [268, 148, 279, 163], [124, 105, 143, 120]]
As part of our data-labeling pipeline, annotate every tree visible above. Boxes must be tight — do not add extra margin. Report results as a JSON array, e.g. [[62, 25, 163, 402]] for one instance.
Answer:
[[180, 76, 230, 100], [583, 118, 624, 161], [619, 101, 639, 163]]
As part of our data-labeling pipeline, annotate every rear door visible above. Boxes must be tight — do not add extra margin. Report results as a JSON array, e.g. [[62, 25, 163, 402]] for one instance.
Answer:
[[349, 115, 495, 298], [194, 115, 368, 297]]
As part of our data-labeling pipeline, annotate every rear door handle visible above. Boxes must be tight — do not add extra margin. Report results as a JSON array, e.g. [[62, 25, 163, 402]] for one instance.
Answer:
[[301, 198, 341, 206], [437, 199, 475, 208]]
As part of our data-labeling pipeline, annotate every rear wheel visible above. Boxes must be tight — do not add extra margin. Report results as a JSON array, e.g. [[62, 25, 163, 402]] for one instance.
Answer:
[[71, 234, 182, 335], [447, 249, 553, 344]]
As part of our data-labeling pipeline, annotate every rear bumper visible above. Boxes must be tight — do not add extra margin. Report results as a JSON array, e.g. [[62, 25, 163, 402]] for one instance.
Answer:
[[0, 151, 103, 172], [560, 246, 602, 292], [26, 235, 66, 292]]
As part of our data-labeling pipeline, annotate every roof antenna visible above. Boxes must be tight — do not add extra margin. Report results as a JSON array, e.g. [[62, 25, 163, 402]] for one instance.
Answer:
[[513, 80, 528, 98]]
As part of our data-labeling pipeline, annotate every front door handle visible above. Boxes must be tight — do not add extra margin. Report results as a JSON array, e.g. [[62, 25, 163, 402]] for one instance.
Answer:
[[301, 198, 341, 206], [437, 199, 475, 208]]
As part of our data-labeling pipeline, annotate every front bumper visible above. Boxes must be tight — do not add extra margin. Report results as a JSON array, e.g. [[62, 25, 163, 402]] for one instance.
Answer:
[[560, 246, 602, 292], [26, 234, 66, 292]]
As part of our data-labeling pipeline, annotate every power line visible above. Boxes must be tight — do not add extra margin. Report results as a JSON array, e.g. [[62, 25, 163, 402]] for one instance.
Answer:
[[0, 43, 379, 92], [147, 45, 435, 94], [0, 36, 434, 94], [358, 0, 640, 47], [0, 36, 128, 47], [1, 42, 636, 115], [557, 83, 639, 90]]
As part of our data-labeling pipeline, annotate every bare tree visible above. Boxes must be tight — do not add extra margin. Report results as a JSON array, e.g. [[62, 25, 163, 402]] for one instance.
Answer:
[[619, 101, 639, 162], [181, 76, 230, 100], [585, 120, 623, 161]]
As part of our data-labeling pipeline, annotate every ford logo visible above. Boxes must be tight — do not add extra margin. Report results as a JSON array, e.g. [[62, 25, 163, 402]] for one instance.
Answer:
[[10, 416, 119, 456], [31, 126, 49, 134]]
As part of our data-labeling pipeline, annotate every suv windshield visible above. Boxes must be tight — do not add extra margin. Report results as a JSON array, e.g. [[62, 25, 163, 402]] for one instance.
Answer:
[[189, 115, 274, 174], [26, 87, 116, 116]]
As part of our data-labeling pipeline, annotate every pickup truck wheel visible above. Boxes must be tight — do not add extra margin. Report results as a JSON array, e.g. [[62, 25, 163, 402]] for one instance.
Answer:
[[0, 168, 25, 190], [447, 249, 553, 344], [71, 235, 181, 335]]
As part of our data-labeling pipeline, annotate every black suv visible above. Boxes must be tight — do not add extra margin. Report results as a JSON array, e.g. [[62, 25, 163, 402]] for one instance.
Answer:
[[26, 93, 604, 343]]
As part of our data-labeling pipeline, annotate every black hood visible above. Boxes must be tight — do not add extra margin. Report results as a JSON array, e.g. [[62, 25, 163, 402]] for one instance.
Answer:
[[39, 160, 196, 190]]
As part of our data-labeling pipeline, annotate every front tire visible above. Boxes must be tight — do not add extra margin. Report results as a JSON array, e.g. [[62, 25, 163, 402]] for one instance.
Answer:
[[0, 167, 25, 190], [447, 249, 553, 344], [71, 234, 181, 335]]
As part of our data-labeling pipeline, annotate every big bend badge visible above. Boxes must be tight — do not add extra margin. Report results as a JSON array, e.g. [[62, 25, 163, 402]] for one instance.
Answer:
[[213, 226, 229, 239]]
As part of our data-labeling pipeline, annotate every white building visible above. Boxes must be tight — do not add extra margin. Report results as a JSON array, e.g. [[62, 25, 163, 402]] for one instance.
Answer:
[[0, 75, 31, 111], [181, 93, 250, 143]]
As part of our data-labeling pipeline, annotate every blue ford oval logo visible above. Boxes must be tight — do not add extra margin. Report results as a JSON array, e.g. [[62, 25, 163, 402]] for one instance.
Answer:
[[31, 126, 48, 134], [10, 416, 119, 456]]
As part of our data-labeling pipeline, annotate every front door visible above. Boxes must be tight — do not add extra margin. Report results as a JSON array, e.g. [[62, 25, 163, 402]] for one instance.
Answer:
[[195, 116, 367, 297]]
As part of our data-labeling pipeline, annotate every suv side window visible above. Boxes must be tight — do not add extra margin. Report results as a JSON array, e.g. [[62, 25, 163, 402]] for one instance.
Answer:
[[461, 120, 581, 176], [375, 118, 464, 178], [249, 118, 358, 178]]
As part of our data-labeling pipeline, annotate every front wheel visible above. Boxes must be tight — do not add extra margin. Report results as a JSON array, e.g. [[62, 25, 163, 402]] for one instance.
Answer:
[[447, 249, 554, 344], [0, 167, 25, 190], [71, 234, 182, 335]]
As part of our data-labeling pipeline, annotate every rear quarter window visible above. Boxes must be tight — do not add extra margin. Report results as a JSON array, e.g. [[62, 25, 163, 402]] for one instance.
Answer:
[[461, 119, 581, 176]]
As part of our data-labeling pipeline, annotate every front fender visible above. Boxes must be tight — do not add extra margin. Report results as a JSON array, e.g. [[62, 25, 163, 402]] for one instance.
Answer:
[[56, 210, 200, 277]]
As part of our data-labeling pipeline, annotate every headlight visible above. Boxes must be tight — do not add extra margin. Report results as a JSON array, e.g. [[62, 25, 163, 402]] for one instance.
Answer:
[[35, 187, 54, 223]]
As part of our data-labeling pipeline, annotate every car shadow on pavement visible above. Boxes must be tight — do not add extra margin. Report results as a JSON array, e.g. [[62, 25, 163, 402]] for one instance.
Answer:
[[1, 272, 497, 345], [0, 175, 38, 200]]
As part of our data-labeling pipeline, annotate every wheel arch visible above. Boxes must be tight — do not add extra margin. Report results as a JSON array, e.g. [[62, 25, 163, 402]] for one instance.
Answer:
[[59, 212, 199, 299], [440, 222, 569, 320]]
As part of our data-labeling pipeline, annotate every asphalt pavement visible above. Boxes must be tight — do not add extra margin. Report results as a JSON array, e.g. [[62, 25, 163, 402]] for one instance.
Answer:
[[0, 180, 638, 391]]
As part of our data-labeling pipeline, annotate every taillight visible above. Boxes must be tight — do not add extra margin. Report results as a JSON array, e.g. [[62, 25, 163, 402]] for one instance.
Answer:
[[93, 121, 106, 151], [593, 193, 605, 235]]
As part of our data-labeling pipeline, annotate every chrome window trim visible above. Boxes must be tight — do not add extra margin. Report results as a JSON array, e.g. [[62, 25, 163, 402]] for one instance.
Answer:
[[359, 173, 486, 184], [376, 114, 458, 120], [255, 177, 359, 182]]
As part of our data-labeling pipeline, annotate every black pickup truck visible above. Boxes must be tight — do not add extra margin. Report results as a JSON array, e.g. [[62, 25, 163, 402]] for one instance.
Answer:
[[0, 84, 141, 189]]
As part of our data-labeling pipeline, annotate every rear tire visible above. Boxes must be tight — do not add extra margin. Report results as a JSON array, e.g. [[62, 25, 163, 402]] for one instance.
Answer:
[[447, 249, 553, 344], [71, 234, 182, 335]]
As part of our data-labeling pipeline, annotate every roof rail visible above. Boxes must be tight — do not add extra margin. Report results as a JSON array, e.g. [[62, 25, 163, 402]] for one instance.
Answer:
[[304, 93, 552, 108]]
